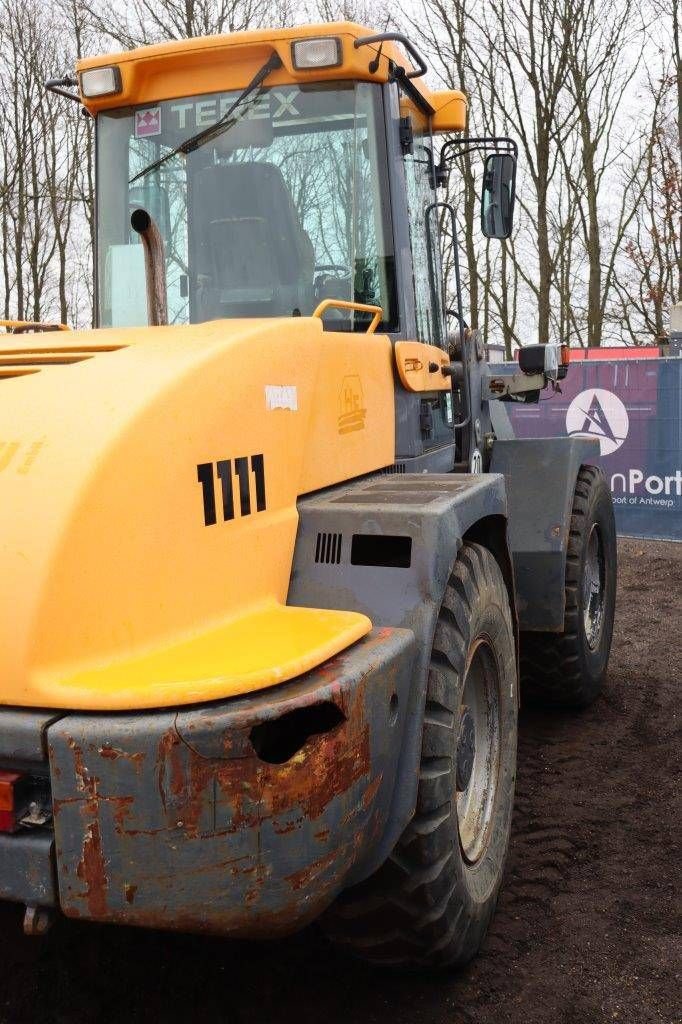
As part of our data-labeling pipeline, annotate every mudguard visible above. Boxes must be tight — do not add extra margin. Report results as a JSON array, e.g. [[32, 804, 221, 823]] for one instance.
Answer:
[[288, 471, 510, 878], [490, 436, 600, 631]]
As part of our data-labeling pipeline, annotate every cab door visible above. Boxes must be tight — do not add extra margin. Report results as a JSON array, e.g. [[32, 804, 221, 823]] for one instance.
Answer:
[[399, 104, 454, 451]]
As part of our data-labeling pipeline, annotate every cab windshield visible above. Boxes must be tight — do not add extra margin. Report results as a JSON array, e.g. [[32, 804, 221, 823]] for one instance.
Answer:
[[96, 82, 396, 330]]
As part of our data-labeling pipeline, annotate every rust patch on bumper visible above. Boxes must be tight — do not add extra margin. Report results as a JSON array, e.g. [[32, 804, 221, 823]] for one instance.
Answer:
[[76, 818, 107, 918], [285, 849, 339, 892], [99, 746, 145, 769], [156, 727, 184, 811], [69, 740, 109, 918], [154, 681, 372, 843]]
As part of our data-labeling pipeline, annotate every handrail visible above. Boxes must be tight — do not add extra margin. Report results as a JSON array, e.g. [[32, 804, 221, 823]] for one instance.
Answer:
[[312, 299, 383, 335], [354, 32, 428, 80], [0, 319, 70, 334]]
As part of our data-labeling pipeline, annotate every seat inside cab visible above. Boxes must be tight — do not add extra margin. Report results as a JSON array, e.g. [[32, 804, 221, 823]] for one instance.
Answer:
[[190, 161, 317, 320]]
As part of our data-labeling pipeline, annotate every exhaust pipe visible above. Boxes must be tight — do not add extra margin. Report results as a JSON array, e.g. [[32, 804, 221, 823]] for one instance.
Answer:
[[130, 208, 168, 327]]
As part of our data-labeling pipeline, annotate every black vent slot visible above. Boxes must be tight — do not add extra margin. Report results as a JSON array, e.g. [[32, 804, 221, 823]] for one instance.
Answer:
[[315, 532, 343, 564], [381, 463, 406, 475], [351, 534, 412, 568]]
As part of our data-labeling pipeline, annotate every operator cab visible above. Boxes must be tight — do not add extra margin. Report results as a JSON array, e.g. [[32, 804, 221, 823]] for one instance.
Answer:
[[68, 24, 520, 467], [97, 78, 397, 331], [73, 24, 513, 341]]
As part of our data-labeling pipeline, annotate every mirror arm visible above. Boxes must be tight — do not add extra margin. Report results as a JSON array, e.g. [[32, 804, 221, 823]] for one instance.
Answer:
[[437, 135, 518, 183], [45, 77, 81, 103]]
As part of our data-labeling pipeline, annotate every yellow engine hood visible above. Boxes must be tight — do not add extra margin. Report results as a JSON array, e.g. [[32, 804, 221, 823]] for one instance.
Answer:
[[0, 318, 394, 709]]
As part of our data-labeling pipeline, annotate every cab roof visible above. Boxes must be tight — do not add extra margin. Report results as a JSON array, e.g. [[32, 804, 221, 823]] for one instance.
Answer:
[[76, 22, 467, 131]]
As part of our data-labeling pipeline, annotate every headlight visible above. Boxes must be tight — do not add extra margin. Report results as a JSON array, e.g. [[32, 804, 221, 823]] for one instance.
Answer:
[[79, 66, 122, 99], [291, 37, 342, 70]]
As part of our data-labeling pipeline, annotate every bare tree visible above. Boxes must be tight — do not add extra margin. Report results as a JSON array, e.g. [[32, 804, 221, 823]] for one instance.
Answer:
[[409, 0, 482, 334], [404, 0, 577, 346], [612, 67, 680, 342], [479, 0, 576, 345], [1, 0, 677, 345], [559, 0, 645, 346], [57, 0, 99, 325], [76, 0, 273, 48], [307, 0, 392, 23], [0, 0, 93, 325]]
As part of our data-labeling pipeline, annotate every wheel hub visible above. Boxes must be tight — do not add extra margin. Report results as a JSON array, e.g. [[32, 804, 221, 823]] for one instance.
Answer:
[[582, 524, 605, 650], [456, 638, 501, 865], [456, 707, 476, 792]]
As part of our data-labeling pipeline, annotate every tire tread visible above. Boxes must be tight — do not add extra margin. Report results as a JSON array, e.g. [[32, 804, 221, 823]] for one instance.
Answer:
[[322, 543, 517, 968], [520, 466, 616, 708]]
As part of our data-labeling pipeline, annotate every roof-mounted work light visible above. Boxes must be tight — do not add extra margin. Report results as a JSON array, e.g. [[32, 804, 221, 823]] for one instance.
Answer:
[[291, 37, 342, 70], [79, 66, 122, 99]]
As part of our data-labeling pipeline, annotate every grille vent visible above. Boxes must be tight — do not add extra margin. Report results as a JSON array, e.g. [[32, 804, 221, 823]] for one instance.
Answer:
[[0, 344, 125, 381], [315, 532, 343, 565], [381, 463, 406, 475]]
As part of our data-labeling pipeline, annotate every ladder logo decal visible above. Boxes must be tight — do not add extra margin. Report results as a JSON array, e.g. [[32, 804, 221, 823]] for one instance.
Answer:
[[566, 388, 629, 455], [337, 376, 366, 434]]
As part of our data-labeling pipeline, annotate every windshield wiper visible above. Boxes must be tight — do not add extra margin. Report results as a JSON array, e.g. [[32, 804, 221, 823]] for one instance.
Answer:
[[129, 51, 283, 185]]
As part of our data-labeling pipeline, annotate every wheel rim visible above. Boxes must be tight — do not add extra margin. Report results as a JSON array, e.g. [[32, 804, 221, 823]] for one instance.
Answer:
[[456, 638, 501, 865], [582, 524, 605, 651]]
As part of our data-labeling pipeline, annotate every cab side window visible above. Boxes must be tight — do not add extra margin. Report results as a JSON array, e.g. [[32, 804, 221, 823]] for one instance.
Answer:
[[402, 119, 445, 347]]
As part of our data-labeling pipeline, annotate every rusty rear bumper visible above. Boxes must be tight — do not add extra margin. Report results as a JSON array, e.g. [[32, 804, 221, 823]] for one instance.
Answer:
[[43, 626, 416, 935], [0, 710, 59, 911]]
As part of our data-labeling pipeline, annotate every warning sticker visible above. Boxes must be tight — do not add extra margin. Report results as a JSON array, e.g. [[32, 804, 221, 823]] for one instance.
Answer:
[[265, 385, 298, 411], [135, 107, 161, 138]]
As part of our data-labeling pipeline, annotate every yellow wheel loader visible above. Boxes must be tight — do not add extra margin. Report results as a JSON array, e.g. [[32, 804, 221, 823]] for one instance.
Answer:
[[0, 24, 617, 967]]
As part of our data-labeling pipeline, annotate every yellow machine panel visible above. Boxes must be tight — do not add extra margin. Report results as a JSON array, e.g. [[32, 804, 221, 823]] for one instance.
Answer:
[[394, 341, 451, 392], [431, 90, 468, 133], [0, 317, 394, 710]]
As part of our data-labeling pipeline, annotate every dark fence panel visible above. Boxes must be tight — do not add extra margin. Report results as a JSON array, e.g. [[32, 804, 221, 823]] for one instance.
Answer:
[[506, 358, 682, 541]]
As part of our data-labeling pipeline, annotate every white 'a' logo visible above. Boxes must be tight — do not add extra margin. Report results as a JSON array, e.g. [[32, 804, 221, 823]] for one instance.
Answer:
[[565, 388, 629, 456]]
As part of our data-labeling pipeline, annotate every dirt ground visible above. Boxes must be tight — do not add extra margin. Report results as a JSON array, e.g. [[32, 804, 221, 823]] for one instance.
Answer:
[[0, 538, 679, 1024]]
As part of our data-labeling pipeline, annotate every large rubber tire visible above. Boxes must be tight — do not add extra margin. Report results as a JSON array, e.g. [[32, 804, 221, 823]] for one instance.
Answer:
[[520, 465, 617, 709], [322, 543, 518, 969]]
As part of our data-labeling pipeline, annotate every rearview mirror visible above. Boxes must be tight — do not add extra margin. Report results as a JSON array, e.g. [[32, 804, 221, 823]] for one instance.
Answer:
[[129, 184, 171, 241], [214, 111, 274, 153], [481, 153, 516, 240]]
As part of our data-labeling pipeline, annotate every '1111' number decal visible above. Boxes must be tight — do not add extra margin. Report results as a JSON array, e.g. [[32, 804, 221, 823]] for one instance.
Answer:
[[197, 455, 266, 526]]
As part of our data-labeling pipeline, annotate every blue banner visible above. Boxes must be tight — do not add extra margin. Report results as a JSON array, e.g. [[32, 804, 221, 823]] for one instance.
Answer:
[[506, 358, 682, 541]]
